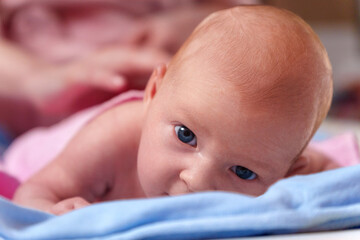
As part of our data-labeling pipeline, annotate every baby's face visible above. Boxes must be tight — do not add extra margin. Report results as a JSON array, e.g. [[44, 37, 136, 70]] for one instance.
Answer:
[[137, 66, 309, 197]]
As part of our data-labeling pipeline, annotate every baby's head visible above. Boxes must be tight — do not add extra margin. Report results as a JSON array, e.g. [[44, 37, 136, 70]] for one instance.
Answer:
[[137, 6, 332, 197]]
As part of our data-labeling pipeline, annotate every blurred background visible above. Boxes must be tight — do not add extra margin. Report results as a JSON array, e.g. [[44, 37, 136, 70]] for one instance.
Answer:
[[0, 0, 359, 145]]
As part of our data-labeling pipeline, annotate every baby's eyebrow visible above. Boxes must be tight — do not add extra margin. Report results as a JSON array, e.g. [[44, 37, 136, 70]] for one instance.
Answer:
[[174, 104, 210, 136], [248, 156, 279, 175]]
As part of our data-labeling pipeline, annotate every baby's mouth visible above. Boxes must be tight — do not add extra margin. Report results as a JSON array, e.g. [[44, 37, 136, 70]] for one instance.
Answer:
[[163, 190, 194, 197]]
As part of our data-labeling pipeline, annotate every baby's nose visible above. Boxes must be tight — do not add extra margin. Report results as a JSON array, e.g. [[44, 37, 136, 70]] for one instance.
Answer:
[[179, 162, 217, 193]]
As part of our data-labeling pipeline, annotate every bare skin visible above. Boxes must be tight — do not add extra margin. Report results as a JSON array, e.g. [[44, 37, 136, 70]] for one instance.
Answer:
[[13, 6, 335, 215], [13, 99, 146, 212]]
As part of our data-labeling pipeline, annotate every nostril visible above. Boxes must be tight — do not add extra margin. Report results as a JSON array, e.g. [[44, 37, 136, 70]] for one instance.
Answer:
[[179, 170, 191, 189], [179, 170, 210, 193], [179, 170, 188, 183]]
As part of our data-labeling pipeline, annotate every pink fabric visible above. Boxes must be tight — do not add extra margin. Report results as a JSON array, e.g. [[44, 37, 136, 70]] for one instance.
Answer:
[[310, 133, 360, 167], [0, 170, 20, 199], [1, 90, 143, 184]]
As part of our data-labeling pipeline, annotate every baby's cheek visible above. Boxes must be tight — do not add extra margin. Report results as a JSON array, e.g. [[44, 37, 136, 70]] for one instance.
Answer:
[[137, 153, 161, 195], [247, 186, 267, 196], [235, 180, 272, 197]]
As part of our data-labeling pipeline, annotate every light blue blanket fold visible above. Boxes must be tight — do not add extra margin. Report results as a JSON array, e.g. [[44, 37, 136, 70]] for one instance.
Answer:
[[1, 165, 360, 240]]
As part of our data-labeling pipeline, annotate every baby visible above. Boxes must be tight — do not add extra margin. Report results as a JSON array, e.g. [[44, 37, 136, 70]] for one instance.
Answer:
[[13, 5, 334, 215]]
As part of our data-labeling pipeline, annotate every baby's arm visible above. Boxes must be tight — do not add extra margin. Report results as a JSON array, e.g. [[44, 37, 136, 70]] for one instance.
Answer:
[[13, 112, 116, 214], [13, 102, 141, 214]]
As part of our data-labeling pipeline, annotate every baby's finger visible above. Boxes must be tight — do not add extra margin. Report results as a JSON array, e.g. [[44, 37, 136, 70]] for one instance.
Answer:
[[50, 197, 90, 215], [67, 67, 128, 92], [87, 70, 127, 91]]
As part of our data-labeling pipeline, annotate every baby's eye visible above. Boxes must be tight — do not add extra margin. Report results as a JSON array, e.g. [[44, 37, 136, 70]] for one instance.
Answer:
[[174, 125, 197, 146], [230, 166, 257, 180]]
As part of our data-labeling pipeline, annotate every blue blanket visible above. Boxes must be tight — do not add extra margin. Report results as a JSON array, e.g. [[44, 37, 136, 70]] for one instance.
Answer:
[[0, 126, 12, 158], [1, 165, 360, 240]]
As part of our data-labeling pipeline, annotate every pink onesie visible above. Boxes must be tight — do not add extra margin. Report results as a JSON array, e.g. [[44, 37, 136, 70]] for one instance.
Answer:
[[0, 90, 143, 198], [1, 90, 359, 199]]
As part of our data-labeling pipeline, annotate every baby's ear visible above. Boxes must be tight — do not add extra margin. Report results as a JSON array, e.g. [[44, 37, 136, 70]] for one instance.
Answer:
[[285, 154, 310, 177], [144, 63, 167, 104]]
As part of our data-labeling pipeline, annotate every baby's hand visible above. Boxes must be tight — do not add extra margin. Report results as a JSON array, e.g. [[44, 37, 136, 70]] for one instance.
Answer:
[[29, 45, 170, 116], [50, 197, 90, 215]]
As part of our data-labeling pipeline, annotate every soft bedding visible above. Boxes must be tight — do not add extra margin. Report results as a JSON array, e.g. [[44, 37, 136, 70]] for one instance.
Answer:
[[0, 132, 360, 239], [2, 165, 360, 239]]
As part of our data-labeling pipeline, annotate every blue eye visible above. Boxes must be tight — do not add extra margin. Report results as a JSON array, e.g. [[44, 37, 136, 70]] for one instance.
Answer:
[[231, 166, 257, 180], [174, 125, 197, 146]]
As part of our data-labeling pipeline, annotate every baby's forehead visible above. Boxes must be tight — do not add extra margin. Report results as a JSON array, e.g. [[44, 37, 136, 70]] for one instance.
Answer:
[[168, 44, 305, 112], [165, 61, 288, 121]]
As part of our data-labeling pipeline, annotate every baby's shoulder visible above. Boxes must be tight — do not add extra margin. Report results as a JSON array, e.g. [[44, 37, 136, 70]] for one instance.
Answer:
[[82, 90, 144, 135], [99, 100, 144, 128], [91, 100, 144, 146]]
